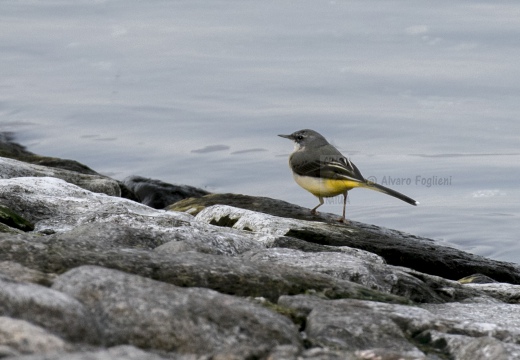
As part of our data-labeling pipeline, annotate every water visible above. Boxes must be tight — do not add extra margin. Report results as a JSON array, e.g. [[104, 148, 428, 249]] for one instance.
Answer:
[[1, 1, 519, 263]]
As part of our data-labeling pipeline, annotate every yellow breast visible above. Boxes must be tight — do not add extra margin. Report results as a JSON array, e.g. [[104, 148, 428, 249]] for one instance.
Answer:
[[293, 173, 364, 197]]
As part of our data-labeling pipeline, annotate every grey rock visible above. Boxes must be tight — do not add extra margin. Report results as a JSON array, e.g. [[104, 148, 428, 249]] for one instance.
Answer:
[[0, 275, 100, 343], [0, 156, 120, 196], [0, 133, 98, 176], [421, 302, 520, 341], [0, 233, 406, 304], [52, 220, 263, 257], [0, 345, 19, 358], [123, 175, 209, 209], [241, 248, 445, 303], [450, 337, 520, 360], [154, 225, 264, 256], [0, 133, 33, 159], [0, 178, 272, 260], [52, 266, 302, 354], [47, 222, 177, 251], [460, 282, 520, 303], [0, 261, 55, 286], [0, 177, 192, 230], [190, 203, 520, 285], [279, 295, 520, 360], [418, 330, 520, 360], [3, 345, 173, 360], [458, 273, 498, 284], [0, 223, 24, 235], [167, 192, 322, 220], [278, 296, 427, 355], [4, 154, 520, 359], [296, 347, 356, 360], [0, 317, 71, 355], [265, 345, 301, 360], [270, 236, 386, 263]]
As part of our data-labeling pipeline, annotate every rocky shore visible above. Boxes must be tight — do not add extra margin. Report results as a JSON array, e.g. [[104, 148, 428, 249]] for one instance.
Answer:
[[1, 134, 520, 359]]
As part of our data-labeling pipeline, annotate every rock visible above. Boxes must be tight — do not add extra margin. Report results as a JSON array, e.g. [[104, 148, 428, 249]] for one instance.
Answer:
[[123, 175, 209, 209], [0, 223, 24, 235], [51, 220, 263, 257], [4, 149, 520, 359], [0, 132, 99, 176], [0, 205, 34, 232], [188, 202, 520, 285], [279, 295, 427, 355], [0, 157, 120, 196], [279, 294, 520, 359], [460, 282, 520, 303], [0, 317, 71, 356], [0, 177, 192, 230], [0, 275, 100, 344], [0, 133, 33, 159], [458, 273, 498, 284], [0, 232, 407, 304], [154, 225, 264, 256], [269, 236, 385, 263], [167, 193, 321, 220], [52, 266, 302, 354], [241, 248, 446, 303], [418, 331, 520, 360], [3, 345, 174, 360], [421, 302, 520, 339], [0, 261, 55, 286], [293, 347, 357, 360], [0, 178, 407, 303]]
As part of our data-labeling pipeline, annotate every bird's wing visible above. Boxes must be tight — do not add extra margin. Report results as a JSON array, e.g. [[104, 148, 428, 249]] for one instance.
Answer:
[[290, 148, 365, 182]]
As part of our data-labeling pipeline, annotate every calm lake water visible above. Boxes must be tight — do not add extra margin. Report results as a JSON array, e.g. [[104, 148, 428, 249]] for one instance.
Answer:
[[2, 1, 519, 263]]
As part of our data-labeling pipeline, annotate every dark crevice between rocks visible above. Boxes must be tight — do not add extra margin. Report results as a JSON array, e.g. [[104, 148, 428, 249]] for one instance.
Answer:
[[390, 318, 452, 359], [209, 215, 239, 228], [0, 205, 34, 232], [413, 331, 452, 360], [284, 229, 332, 246]]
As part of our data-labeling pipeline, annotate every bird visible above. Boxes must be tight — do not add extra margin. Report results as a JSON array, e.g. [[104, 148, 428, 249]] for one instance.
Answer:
[[279, 129, 418, 222]]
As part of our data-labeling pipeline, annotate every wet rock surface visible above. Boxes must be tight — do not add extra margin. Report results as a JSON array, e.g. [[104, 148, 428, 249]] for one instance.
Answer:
[[1, 149, 520, 359], [123, 175, 210, 209], [174, 195, 520, 284]]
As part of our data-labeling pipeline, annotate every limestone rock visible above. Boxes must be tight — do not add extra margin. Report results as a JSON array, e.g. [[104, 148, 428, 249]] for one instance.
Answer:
[[0, 133, 98, 176], [0, 233, 406, 304], [0, 275, 99, 343], [241, 247, 445, 303], [0, 317, 71, 356], [0, 261, 55, 286], [191, 203, 520, 285], [154, 226, 264, 256], [1, 345, 172, 360], [52, 266, 302, 354], [0, 177, 192, 230], [0, 156, 120, 196], [0, 223, 24, 235], [279, 294, 520, 359]]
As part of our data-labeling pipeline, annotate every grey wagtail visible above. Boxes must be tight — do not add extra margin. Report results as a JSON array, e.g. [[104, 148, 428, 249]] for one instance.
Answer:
[[279, 129, 418, 222]]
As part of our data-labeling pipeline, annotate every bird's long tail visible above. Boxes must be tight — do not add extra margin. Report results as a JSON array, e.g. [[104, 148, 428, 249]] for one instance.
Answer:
[[364, 182, 419, 206]]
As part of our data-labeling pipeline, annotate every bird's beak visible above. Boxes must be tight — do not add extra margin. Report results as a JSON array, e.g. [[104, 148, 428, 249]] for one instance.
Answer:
[[278, 134, 293, 140]]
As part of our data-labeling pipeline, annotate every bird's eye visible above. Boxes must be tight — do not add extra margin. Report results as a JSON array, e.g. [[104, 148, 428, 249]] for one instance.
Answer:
[[296, 135, 304, 141]]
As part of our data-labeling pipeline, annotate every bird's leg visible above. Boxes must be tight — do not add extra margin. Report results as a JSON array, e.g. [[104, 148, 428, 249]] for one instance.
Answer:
[[310, 196, 324, 215], [338, 191, 348, 223]]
